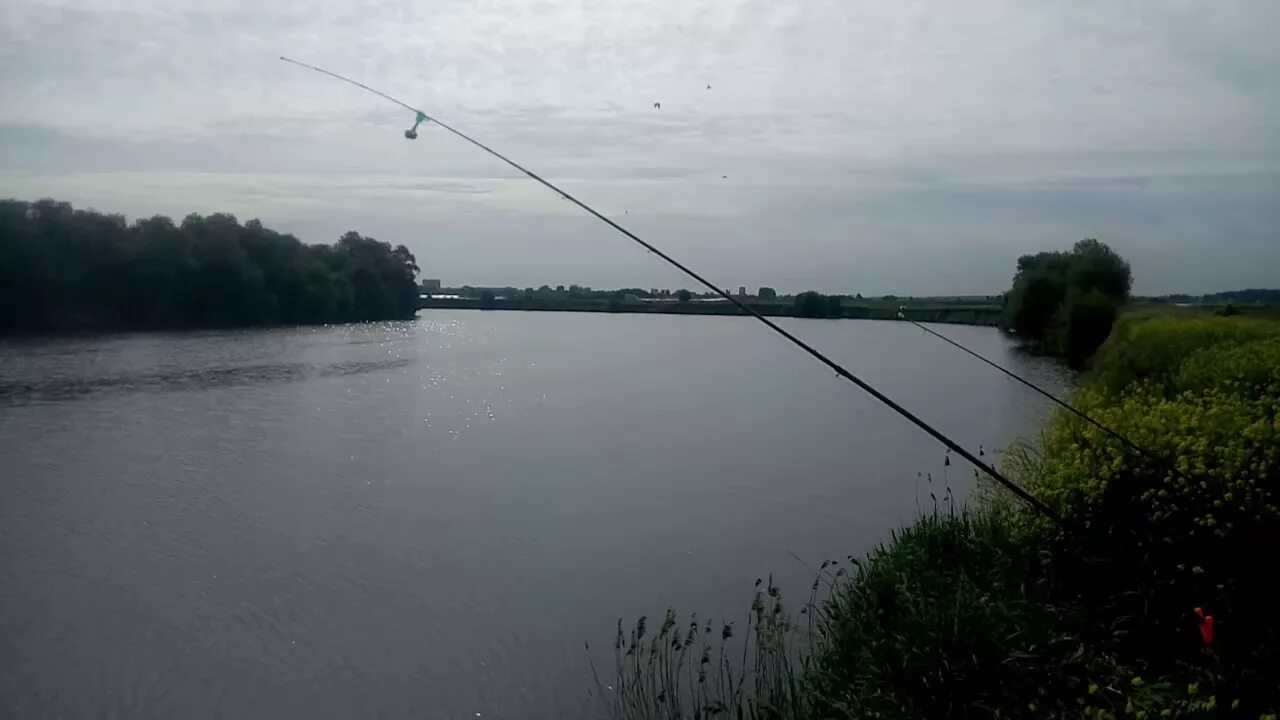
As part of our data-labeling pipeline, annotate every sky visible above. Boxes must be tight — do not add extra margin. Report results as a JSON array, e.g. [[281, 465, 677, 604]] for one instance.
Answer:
[[2, 0, 1278, 295]]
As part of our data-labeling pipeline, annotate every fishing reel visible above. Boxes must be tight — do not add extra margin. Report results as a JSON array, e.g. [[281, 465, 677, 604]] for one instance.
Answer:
[[404, 111, 427, 140]]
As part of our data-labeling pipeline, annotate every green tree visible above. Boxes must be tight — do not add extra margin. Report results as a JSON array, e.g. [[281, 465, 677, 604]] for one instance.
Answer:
[[793, 291, 829, 318], [1068, 238, 1131, 301], [1062, 290, 1119, 364], [677, 289, 692, 302], [1000, 239, 1130, 363], [1006, 270, 1066, 341], [757, 286, 777, 300]]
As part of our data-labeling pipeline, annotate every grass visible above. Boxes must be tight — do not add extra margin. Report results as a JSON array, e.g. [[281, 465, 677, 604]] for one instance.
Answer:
[[803, 512, 1087, 718], [601, 312, 1280, 719], [596, 577, 809, 720]]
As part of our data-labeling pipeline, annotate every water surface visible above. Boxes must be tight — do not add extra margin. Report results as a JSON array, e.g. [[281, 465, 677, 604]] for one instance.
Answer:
[[0, 311, 1069, 718]]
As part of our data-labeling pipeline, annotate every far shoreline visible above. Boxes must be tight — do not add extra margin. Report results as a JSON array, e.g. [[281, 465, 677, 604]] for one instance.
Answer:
[[417, 296, 1003, 326]]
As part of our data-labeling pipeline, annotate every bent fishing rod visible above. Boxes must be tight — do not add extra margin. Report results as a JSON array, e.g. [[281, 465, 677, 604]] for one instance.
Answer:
[[279, 56, 1064, 527]]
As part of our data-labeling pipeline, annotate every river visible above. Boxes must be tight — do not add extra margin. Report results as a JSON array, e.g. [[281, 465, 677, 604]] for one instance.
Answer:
[[0, 311, 1069, 718]]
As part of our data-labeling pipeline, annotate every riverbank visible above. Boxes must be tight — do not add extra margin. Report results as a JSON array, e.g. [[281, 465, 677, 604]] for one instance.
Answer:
[[609, 313, 1280, 719], [419, 296, 1003, 326]]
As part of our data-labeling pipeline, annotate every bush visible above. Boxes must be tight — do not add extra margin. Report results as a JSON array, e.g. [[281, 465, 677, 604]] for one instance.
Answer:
[[1088, 316, 1280, 396], [1004, 315, 1280, 700], [1174, 336, 1280, 397], [806, 513, 1094, 718]]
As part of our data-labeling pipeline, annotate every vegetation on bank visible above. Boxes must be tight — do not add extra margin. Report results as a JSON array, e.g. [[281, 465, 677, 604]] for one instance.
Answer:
[[0, 199, 420, 334], [1142, 289, 1280, 306], [1001, 238, 1132, 365], [604, 312, 1280, 719], [420, 294, 1004, 325]]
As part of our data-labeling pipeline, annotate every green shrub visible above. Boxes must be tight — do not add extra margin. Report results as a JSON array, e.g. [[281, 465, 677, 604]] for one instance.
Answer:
[[1174, 337, 1280, 398], [1025, 388, 1279, 528], [805, 513, 1102, 718], [1003, 315, 1280, 699], [1089, 316, 1280, 396]]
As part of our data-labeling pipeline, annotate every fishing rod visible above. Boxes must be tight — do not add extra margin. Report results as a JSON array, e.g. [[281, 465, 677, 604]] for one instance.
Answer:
[[896, 311, 1198, 485], [279, 56, 1065, 527]]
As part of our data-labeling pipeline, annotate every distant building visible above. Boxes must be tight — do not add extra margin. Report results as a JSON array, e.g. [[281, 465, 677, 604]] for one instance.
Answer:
[[421, 278, 442, 291], [738, 286, 747, 297]]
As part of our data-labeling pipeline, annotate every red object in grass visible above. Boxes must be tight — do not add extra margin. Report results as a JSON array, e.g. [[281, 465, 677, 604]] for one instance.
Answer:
[[1193, 607, 1214, 646]]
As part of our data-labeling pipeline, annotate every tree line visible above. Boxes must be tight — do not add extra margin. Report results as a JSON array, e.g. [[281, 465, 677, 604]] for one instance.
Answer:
[[445, 285, 786, 303], [0, 199, 421, 334], [1160, 288, 1280, 304]]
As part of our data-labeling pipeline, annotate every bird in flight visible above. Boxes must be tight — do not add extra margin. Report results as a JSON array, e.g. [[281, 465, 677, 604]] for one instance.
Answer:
[[706, 84, 712, 90], [653, 102, 661, 110]]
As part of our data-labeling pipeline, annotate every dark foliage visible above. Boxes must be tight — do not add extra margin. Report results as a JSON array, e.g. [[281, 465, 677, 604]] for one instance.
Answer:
[[792, 291, 830, 318], [1203, 288, 1280, 304], [1001, 238, 1131, 364], [1063, 290, 1120, 365], [0, 199, 420, 334], [807, 514, 1094, 719], [757, 286, 777, 300]]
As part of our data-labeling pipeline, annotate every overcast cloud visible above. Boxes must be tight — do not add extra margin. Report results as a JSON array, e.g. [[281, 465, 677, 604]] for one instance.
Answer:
[[2, 0, 1277, 294]]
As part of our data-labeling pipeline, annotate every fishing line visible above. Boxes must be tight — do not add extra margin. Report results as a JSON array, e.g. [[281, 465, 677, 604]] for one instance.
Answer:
[[279, 56, 1065, 527], [897, 313, 1198, 485]]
